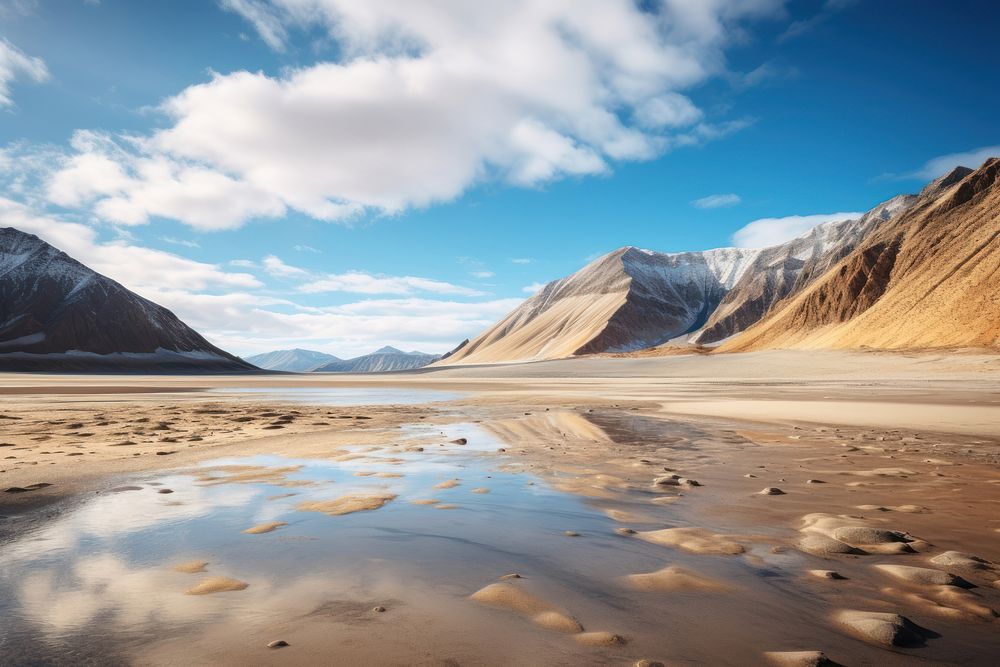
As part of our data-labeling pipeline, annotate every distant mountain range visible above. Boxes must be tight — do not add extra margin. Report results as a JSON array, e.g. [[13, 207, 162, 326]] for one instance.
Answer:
[[312, 346, 439, 373], [244, 346, 439, 373], [439, 158, 1000, 364], [0, 227, 255, 372], [245, 348, 340, 372]]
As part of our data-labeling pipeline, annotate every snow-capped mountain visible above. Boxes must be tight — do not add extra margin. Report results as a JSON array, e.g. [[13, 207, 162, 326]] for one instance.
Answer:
[[724, 162, 1000, 352], [245, 348, 340, 372], [0, 227, 255, 372], [438, 192, 920, 365], [312, 346, 439, 373], [692, 194, 917, 344]]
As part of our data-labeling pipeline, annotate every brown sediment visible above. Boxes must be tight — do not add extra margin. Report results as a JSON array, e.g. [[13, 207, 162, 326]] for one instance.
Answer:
[[242, 521, 288, 535], [172, 560, 209, 574], [297, 493, 396, 516], [185, 576, 249, 595]]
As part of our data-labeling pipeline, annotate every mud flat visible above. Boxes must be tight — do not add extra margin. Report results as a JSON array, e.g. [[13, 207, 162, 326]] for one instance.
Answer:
[[1, 349, 999, 664]]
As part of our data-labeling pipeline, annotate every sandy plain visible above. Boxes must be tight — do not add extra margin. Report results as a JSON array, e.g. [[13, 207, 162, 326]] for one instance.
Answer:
[[1, 349, 999, 665]]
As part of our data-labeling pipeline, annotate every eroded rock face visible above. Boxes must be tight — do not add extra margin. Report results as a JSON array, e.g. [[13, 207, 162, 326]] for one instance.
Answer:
[[0, 227, 254, 372], [724, 159, 1000, 352]]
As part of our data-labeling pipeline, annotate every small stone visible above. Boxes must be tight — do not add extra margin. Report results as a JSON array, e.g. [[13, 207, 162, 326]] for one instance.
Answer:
[[499, 573, 522, 580], [760, 487, 785, 495], [157, 489, 174, 494], [744, 473, 758, 478], [809, 569, 847, 580], [806, 479, 826, 484], [267, 640, 289, 649], [372, 606, 386, 613], [564, 530, 580, 537], [616, 527, 637, 536], [635, 661, 666, 667], [450, 438, 468, 445]]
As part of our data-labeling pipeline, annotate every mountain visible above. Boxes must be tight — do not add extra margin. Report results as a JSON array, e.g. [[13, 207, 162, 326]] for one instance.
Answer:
[[721, 160, 1000, 352], [245, 348, 340, 372], [312, 347, 439, 373], [0, 227, 256, 372], [691, 194, 917, 344], [439, 246, 761, 365], [438, 162, 999, 365]]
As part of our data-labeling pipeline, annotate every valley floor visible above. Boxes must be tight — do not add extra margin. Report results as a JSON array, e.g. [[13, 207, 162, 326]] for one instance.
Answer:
[[1, 349, 999, 665]]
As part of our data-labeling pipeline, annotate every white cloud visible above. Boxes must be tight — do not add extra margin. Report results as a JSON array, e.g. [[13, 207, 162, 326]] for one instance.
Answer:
[[46, 131, 286, 230], [159, 236, 200, 248], [0, 197, 519, 357], [522, 282, 546, 294], [510, 258, 533, 264], [262, 254, 309, 278], [470, 270, 494, 279], [299, 271, 485, 296], [0, 38, 49, 107], [691, 192, 741, 209], [28, 1, 783, 230], [732, 211, 862, 248], [0, 198, 261, 293], [293, 244, 319, 253], [905, 146, 1000, 181]]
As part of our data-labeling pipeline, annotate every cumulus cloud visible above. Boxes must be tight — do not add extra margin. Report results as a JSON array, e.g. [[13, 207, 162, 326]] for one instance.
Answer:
[[262, 254, 309, 278], [0, 38, 49, 107], [0, 197, 260, 293], [691, 192, 741, 209], [46, 131, 285, 230], [904, 146, 1000, 181], [0, 198, 519, 356], [299, 271, 485, 296], [732, 211, 862, 248], [32, 1, 783, 230]]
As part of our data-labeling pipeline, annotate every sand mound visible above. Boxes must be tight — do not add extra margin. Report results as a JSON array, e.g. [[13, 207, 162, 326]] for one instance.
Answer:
[[834, 610, 932, 647], [410, 498, 440, 505], [297, 493, 396, 516], [763, 650, 840, 666], [874, 564, 968, 587], [575, 631, 626, 646], [434, 479, 460, 489], [626, 566, 732, 593], [186, 576, 249, 595], [470, 582, 583, 634], [797, 534, 864, 557], [636, 527, 744, 555], [242, 521, 288, 534], [173, 560, 209, 574], [930, 551, 996, 576], [799, 513, 912, 552]]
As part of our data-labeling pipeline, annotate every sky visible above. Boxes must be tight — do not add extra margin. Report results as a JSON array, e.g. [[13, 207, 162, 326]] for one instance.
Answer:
[[1, 0, 998, 358]]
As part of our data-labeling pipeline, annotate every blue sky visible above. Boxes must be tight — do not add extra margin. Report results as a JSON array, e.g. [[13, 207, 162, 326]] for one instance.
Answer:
[[1, 0, 997, 357]]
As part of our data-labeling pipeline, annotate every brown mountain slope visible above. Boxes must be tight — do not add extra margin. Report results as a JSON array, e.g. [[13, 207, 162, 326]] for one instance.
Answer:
[[720, 159, 1000, 352]]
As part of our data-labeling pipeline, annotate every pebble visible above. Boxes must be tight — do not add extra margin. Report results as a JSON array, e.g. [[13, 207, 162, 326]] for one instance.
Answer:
[[267, 640, 289, 649], [760, 487, 785, 495]]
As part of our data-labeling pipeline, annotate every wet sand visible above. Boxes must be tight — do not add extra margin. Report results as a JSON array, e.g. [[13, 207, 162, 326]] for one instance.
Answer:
[[1, 349, 999, 665]]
